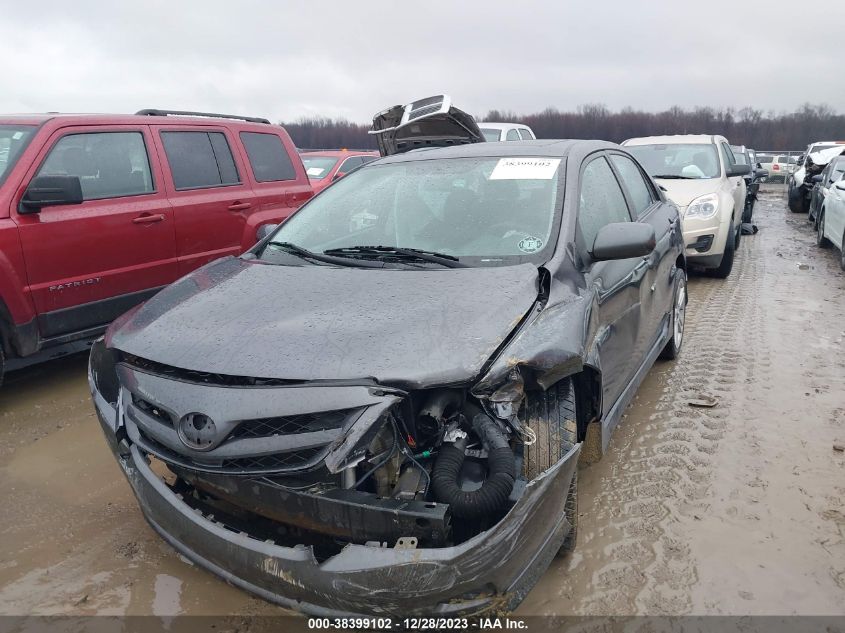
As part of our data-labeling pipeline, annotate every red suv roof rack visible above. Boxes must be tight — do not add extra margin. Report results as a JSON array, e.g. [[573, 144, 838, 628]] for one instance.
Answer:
[[135, 109, 270, 124]]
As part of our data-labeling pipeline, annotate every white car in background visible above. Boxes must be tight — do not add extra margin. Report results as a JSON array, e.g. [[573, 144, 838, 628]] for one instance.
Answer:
[[477, 122, 536, 142], [790, 141, 845, 213], [623, 134, 750, 278], [815, 170, 845, 271]]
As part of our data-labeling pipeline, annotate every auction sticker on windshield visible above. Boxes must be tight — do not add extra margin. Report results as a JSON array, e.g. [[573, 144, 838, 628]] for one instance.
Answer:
[[490, 157, 561, 180]]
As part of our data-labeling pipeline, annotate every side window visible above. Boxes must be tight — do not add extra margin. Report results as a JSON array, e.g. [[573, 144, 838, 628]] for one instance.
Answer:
[[160, 131, 240, 190], [505, 128, 521, 141], [610, 154, 655, 218], [239, 132, 296, 182], [720, 143, 735, 172], [578, 156, 631, 251], [518, 129, 535, 140], [337, 156, 363, 175], [37, 132, 154, 200]]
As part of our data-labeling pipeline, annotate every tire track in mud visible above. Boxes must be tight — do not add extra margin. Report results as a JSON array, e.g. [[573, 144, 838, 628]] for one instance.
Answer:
[[521, 211, 770, 616]]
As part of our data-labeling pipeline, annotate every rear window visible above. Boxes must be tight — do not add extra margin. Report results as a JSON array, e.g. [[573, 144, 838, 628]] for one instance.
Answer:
[[240, 132, 296, 182], [480, 128, 501, 142], [161, 131, 240, 190]]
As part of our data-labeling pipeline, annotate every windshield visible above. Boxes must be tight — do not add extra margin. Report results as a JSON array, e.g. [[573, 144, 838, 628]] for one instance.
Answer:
[[627, 144, 721, 179], [301, 156, 340, 180], [0, 125, 37, 185], [480, 128, 502, 142], [262, 156, 563, 267]]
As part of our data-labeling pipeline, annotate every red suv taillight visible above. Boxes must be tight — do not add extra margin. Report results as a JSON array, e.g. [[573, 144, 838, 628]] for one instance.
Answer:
[[773, 164, 779, 171]]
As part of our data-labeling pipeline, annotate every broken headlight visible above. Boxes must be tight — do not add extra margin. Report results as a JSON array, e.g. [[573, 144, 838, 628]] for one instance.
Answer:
[[89, 338, 121, 405]]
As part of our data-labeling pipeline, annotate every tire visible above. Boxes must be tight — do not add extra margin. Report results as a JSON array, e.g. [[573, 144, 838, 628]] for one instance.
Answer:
[[522, 378, 579, 553], [817, 211, 830, 248], [711, 223, 736, 279], [660, 268, 687, 360], [734, 222, 742, 247], [840, 230, 845, 272], [788, 186, 807, 213]]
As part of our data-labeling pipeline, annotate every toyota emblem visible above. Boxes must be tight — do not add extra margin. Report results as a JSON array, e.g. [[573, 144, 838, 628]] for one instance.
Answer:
[[177, 413, 218, 451]]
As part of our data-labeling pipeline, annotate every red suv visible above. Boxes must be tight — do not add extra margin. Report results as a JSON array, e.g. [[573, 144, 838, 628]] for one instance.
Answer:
[[0, 109, 312, 383]]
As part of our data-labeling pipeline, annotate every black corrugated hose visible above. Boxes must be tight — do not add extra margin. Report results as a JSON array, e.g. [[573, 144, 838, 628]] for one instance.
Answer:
[[431, 413, 516, 519]]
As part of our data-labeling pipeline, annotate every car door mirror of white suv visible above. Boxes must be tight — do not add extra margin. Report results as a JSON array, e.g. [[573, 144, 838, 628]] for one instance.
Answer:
[[592, 222, 656, 261], [726, 164, 751, 178], [835, 181, 845, 191]]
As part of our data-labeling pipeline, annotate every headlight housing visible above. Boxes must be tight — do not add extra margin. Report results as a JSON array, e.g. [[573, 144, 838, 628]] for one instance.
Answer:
[[685, 193, 720, 220]]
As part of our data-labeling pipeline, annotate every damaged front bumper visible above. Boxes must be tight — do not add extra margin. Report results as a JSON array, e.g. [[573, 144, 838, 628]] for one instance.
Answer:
[[90, 363, 579, 617]]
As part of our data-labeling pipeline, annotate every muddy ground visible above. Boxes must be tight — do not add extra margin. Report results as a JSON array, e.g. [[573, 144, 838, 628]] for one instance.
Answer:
[[1, 186, 843, 621]]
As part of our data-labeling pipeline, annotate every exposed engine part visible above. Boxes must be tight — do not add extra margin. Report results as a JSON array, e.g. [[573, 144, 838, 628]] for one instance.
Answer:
[[392, 461, 425, 500], [342, 467, 356, 489], [431, 412, 516, 519], [417, 389, 463, 445], [355, 419, 399, 496]]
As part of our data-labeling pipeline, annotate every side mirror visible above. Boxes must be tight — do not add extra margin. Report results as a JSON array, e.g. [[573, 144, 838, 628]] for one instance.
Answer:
[[592, 222, 656, 261], [20, 175, 83, 213], [726, 164, 751, 178], [811, 174, 823, 183], [256, 223, 278, 241], [755, 168, 769, 179]]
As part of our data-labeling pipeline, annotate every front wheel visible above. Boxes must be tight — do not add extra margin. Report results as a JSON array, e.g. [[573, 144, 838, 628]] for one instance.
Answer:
[[788, 186, 807, 213], [840, 230, 845, 272], [711, 225, 736, 279], [660, 268, 687, 360], [522, 378, 579, 554], [817, 211, 830, 248]]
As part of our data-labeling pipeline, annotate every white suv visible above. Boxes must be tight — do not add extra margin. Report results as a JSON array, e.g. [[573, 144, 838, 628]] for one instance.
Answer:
[[477, 122, 535, 142], [623, 134, 750, 278]]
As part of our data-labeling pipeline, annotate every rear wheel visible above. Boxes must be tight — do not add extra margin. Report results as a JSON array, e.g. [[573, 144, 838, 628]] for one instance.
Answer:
[[660, 268, 687, 360], [522, 378, 579, 553], [711, 223, 736, 279], [817, 211, 830, 248]]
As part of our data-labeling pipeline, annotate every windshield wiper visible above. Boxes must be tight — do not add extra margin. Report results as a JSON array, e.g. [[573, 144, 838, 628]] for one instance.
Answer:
[[267, 242, 383, 268], [323, 245, 468, 268], [651, 174, 699, 180]]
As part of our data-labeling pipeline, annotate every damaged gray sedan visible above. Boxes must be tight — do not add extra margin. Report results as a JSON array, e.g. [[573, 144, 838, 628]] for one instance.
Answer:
[[89, 138, 686, 617]]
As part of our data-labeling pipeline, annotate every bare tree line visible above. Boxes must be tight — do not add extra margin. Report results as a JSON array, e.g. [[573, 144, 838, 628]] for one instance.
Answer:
[[284, 103, 843, 151]]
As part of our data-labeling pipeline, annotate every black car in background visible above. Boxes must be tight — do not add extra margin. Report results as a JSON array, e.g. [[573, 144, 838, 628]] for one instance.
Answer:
[[732, 145, 768, 222], [89, 100, 687, 616]]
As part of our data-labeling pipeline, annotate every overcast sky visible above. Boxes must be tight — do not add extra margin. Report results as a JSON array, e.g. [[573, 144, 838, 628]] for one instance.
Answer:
[[3, 1, 841, 123]]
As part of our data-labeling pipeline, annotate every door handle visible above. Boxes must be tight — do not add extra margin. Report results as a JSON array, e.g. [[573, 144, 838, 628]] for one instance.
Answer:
[[228, 201, 252, 211], [132, 214, 165, 224]]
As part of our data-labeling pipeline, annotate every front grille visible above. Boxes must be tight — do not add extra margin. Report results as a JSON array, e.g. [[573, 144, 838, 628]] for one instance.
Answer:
[[228, 409, 351, 439], [221, 449, 322, 471], [132, 394, 174, 427], [135, 427, 326, 475]]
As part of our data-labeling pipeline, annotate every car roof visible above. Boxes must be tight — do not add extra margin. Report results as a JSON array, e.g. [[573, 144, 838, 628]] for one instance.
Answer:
[[300, 150, 378, 157], [0, 112, 275, 128], [624, 134, 717, 146], [476, 122, 531, 130], [376, 139, 617, 164]]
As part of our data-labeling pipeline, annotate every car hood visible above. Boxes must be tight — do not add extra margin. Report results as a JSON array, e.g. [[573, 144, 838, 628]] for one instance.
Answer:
[[370, 95, 483, 156], [107, 257, 540, 388], [654, 178, 722, 208]]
